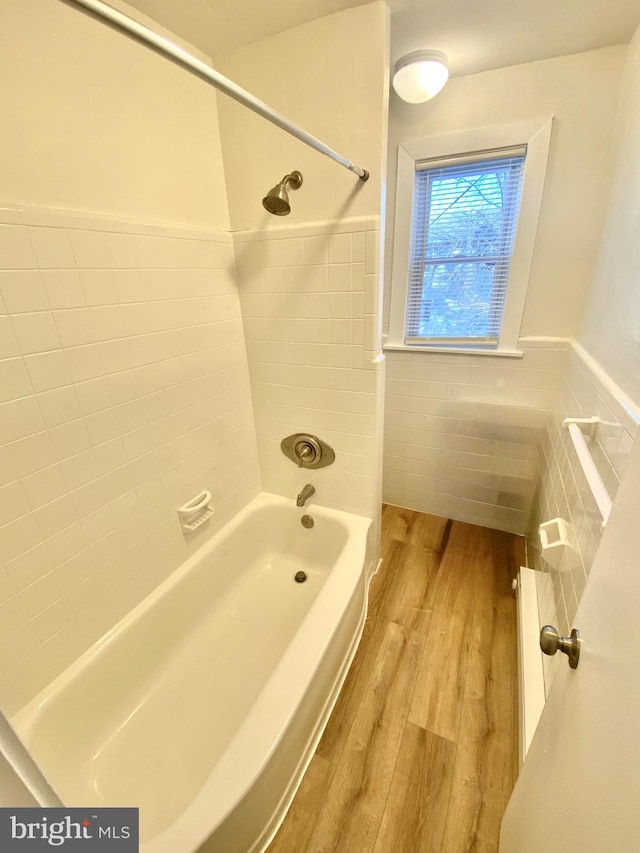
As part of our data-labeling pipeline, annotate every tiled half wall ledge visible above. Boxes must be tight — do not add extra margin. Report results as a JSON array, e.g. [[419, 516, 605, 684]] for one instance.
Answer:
[[530, 340, 639, 694], [383, 334, 639, 697], [384, 339, 638, 541], [383, 339, 563, 535]]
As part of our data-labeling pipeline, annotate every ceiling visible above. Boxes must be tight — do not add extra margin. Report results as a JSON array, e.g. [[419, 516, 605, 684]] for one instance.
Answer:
[[121, 0, 372, 59], [388, 0, 640, 77], [124, 0, 640, 77]]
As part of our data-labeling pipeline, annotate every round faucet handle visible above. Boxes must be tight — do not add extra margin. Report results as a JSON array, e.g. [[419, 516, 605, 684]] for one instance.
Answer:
[[295, 440, 318, 467]]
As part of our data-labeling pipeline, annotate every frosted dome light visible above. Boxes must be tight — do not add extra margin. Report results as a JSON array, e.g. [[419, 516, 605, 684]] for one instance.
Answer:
[[392, 50, 449, 104]]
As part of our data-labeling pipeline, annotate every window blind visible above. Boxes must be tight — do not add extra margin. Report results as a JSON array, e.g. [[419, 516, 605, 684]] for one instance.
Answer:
[[405, 147, 526, 346]]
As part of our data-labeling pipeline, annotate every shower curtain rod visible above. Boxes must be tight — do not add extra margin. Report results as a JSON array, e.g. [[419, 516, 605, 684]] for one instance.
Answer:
[[62, 0, 370, 182]]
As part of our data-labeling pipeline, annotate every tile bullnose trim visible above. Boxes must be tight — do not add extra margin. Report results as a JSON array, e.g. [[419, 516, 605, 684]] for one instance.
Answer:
[[518, 335, 640, 430], [0, 201, 232, 241], [570, 339, 640, 430], [232, 215, 380, 243]]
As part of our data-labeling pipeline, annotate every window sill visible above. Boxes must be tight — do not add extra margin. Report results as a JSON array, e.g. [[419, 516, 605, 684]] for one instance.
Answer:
[[382, 343, 524, 359]]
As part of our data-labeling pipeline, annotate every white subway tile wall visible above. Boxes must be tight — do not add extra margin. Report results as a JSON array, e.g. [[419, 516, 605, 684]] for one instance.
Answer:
[[0, 206, 260, 714], [529, 343, 639, 694], [233, 217, 383, 527], [383, 341, 564, 534], [383, 338, 639, 694]]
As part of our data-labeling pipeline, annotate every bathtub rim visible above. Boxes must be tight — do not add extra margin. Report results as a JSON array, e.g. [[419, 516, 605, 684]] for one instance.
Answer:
[[13, 491, 372, 853]]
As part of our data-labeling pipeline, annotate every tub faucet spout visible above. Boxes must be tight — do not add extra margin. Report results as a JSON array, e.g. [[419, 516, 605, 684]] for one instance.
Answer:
[[296, 484, 315, 507]]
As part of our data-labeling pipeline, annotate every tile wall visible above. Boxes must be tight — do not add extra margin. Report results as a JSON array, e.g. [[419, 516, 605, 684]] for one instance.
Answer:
[[383, 340, 565, 534], [529, 341, 639, 693], [383, 337, 638, 695], [233, 216, 384, 569], [0, 205, 260, 714]]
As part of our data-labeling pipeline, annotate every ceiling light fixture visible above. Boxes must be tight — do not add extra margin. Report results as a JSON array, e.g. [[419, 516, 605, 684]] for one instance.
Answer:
[[392, 50, 449, 103]]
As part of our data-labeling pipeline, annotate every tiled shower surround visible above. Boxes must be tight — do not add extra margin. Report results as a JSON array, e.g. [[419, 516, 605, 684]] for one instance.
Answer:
[[0, 205, 261, 714], [0, 206, 384, 715], [233, 217, 383, 521]]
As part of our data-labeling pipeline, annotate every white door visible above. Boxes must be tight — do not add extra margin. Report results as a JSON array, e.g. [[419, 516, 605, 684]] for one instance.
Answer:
[[501, 433, 640, 852]]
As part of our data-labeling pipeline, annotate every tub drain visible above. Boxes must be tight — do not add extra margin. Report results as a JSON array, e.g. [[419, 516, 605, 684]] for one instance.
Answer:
[[294, 571, 307, 583]]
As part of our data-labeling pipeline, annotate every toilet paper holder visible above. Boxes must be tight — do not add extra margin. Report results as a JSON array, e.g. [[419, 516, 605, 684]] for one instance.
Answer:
[[539, 517, 576, 573]]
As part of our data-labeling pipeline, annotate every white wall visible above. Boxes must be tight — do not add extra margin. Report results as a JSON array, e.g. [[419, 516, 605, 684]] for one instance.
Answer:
[[381, 46, 627, 528], [579, 25, 640, 402], [214, 2, 389, 230], [384, 46, 626, 338], [0, 0, 229, 229]]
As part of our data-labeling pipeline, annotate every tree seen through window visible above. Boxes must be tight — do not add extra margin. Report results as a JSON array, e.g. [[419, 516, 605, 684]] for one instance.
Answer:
[[406, 153, 525, 342]]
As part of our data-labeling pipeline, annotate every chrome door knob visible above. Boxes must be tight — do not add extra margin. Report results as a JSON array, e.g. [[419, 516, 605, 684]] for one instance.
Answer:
[[540, 625, 582, 669]]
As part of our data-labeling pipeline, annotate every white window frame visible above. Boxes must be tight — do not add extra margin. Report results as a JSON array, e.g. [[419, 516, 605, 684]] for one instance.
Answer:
[[385, 117, 553, 357]]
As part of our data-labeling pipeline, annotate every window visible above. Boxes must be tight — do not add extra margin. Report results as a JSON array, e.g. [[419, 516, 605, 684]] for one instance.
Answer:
[[387, 119, 553, 356], [406, 149, 525, 345]]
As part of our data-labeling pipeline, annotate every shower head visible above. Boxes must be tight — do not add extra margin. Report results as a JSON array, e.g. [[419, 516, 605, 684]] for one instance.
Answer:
[[262, 171, 303, 216]]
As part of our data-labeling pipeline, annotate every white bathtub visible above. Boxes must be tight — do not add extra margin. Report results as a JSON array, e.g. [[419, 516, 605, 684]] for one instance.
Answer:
[[13, 492, 372, 852]]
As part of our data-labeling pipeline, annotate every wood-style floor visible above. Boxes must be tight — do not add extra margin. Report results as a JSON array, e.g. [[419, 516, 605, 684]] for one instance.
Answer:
[[267, 504, 525, 853]]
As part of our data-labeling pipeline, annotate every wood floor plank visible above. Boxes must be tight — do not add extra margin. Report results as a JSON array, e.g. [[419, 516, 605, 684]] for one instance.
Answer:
[[317, 540, 435, 763], [409, 527, 483, 741], [406, 512, 452, 552], [440, 549, 518, 852], [511, 532, 526, 571], [383, 542, 438, 628], [266, 755, 333, 853], [306, 622, 426, 853], [408, 605, 434, 638], [381, 503, 418, 543], [382, 503, 450, 551], [408, 608, 472, 742], [446, 521, 518, 559], [372, 723, 456, 853]]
